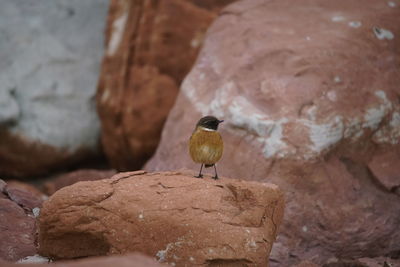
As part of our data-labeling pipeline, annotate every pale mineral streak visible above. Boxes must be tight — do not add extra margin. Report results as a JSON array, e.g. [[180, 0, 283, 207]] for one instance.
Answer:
[[183, 72, 399, 158], [107, 8, 129, 56]]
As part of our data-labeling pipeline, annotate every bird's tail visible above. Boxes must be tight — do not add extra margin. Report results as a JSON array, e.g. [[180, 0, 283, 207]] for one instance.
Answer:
[[205, 164, 214, 168]]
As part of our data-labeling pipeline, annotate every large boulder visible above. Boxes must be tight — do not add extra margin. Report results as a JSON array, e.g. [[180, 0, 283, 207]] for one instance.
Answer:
[[38, 171, 284, 266], [96, 0, 236, 171], [146, 0, 400, 265], [0, 0, 108, 177]]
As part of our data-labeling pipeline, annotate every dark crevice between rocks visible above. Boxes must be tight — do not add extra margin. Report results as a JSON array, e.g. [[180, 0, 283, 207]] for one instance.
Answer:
[[387, 249, 400, 259], [256, 205, 268, 228], [110, 171, 146, 184], [269, 201, 278, 233], [205, 258, 253, 266], [220, 0, 269, 19], [340, 157, 397, 196], [47, 232, 111, 260], [365, 164, 397, 195], [158, 182, 174, 189], [191, 0, 234, 11], [390, 185, 400, 197], [94, 204, 136, 225], [160, 172, 177, 176], [191, 206, 219, 213], [221, 221, 242, 227], [98, 189, 114, 203], [156, 181, 198, 190], [262, 238, 271, 245], [322, 260, 367, 267]]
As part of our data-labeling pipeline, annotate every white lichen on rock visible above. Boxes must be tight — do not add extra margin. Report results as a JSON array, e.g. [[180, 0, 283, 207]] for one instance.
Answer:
[[348, 21, 362, 28], [331, 15, 346, 22], [183, 56, 398, 160], [156, 243, 173, 262], [363, 90, 392, 130], [373, 111, 400, 144], [17, 254, 51, 263], [373, 27, 394, 40], [32, 207, 41, 218], [301, 115, 344, 153], [107, 9, 129, 56], [156, 240, 184, 264]]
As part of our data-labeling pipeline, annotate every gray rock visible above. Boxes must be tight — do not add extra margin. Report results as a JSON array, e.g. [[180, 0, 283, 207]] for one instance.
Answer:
[[0, 0, 108, 177], [0, 0, 108, 151]]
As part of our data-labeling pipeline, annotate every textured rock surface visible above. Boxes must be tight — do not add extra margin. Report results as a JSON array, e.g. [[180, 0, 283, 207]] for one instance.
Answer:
[[323, 257, 400, 267], [4, 180, 46, 210], [294, 261, 320, 267], [38, 171, 284, 266], [1, 253, 165, 267], [96, 0, 235, 170], [0, 179, 41, 261], [146, 0, 400, 265], [0, 0, 108, 177], [294, 257, 400, 267], [367, 149, 400, 192], [5, 180, 47, 206], [43, 169, 116, 195], [357, 257, 400, 267]]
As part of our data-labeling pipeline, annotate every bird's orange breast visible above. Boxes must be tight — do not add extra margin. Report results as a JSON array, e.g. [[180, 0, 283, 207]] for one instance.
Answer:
[[189, 128, 223, 164]]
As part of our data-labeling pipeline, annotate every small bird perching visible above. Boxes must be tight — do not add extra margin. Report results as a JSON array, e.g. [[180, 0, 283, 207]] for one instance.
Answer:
[[189, 116, 224, 179]]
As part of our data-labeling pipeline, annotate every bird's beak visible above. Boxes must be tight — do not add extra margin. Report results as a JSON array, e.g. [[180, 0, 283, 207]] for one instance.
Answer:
[[219, 120, 224, 123]]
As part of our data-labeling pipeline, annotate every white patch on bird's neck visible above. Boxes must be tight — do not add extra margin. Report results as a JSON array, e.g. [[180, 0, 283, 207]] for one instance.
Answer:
[[200, 126, 216, 132]]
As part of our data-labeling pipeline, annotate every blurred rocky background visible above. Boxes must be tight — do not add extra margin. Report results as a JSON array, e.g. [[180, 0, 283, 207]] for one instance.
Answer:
[[97, 0, 234, 170], [1, 0, 399, 266], [0, 0, 108, 178]]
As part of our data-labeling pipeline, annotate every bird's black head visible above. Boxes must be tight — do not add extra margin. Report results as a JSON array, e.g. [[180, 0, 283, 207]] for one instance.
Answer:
[[196, 116, 224, 130]]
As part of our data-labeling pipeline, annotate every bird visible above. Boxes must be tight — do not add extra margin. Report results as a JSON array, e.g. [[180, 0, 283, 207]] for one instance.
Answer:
[[189, 115, 224, 179]]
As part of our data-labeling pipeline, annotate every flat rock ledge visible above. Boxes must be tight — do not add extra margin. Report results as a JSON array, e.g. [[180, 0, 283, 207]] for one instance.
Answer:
[[38, 171, 284, 266]]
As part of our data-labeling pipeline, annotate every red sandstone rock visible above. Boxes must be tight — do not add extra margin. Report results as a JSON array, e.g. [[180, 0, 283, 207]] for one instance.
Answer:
[[96, 0, 235, 171], [0, 131, 98, 178], [367, 148, 400, 192], [43, 169, 116, 195], [146, 0, 400, 265], [38, 171, 284, 266], [5, 180, 45, 200], [4, 180, 46, 210], [0, 253, 165, 267], [0, 180, 37, 261]]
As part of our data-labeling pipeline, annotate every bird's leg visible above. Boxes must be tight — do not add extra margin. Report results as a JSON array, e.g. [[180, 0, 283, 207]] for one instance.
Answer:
[[195, 164, 204, 178], [212, 164, 219, 180]]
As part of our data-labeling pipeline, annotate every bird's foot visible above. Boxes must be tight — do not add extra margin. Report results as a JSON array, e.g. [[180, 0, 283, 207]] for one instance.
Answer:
[[194, 174, 203, 178], [212, 175, 219, 180]]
